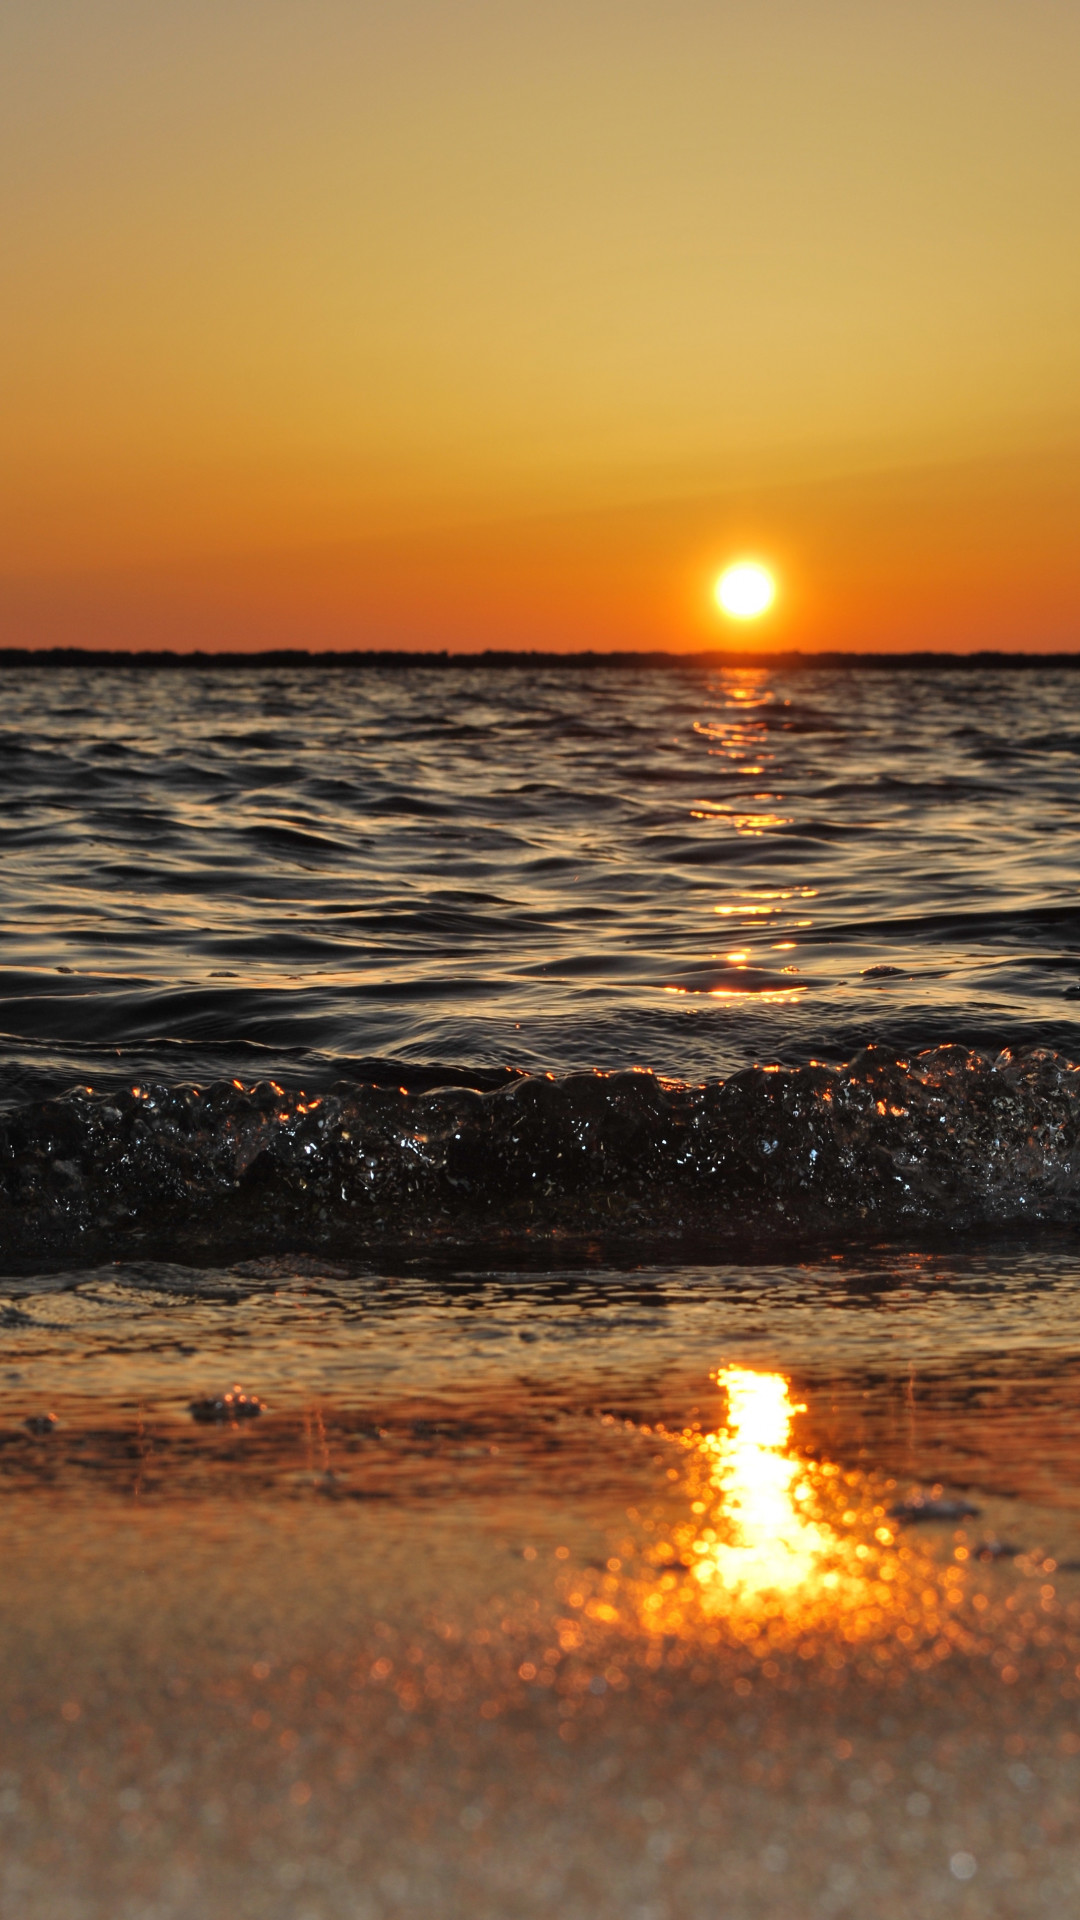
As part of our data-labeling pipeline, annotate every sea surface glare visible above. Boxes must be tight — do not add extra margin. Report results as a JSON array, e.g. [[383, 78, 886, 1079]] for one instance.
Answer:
[[4, 662, 1080, 1920]]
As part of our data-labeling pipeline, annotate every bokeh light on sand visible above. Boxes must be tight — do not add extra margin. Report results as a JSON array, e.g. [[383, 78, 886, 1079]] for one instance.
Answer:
[[600, 1365, 1077, 1698]]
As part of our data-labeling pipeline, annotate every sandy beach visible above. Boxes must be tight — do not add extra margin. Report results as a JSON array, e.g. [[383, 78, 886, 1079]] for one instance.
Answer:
[[4, 1296, 1080, 1920]]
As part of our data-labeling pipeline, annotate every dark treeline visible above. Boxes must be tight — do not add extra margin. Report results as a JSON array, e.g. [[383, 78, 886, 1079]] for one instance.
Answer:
[[1, 645, 1079, 672]]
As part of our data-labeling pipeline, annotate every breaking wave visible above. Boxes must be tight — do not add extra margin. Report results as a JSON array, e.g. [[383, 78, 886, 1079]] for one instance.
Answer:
[[4, 1044, 1080, 1270]]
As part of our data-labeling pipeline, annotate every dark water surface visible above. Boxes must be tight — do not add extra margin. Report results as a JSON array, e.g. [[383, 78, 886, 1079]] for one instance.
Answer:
[[4, 662, 1080, 1267], [3, 662, 1079, 1094]]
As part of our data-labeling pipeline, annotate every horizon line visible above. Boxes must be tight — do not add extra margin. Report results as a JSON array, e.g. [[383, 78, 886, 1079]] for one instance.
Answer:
[[2, 644, 1080, 672]]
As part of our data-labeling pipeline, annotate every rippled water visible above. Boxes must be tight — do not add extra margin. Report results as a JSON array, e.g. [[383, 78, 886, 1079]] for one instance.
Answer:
[[3, 662, 1079, 1099]]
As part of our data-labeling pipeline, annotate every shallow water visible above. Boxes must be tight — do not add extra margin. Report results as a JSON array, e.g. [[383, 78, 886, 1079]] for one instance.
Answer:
[[5, 1242, 1080, 1521]]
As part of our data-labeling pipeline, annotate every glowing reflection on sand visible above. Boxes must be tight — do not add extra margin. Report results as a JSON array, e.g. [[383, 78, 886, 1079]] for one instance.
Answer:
[[611, 1359, 1069, 1701], [634, 1365, 922, 1656], [689, 1367, 831, 1598]]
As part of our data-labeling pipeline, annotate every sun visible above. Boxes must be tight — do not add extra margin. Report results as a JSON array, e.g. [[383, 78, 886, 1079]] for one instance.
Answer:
[[715, 561, 776, 621]]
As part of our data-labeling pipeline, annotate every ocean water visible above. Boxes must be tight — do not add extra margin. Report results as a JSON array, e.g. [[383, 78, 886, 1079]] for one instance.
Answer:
[[3, 662, 1080, 1097], [3, 661, 1080, 1268]]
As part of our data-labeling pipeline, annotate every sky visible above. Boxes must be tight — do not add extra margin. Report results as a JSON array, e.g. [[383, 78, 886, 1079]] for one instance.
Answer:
[[2, 0, 1079, 653]]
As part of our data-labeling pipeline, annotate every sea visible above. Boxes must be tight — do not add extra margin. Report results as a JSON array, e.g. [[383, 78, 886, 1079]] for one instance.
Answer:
[[5, 658, 1080, 1917], [4, 660, 1080, 1246]]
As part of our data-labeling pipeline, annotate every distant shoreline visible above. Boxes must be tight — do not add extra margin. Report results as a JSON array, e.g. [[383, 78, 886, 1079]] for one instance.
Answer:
[[2, 644, 1079, 672]]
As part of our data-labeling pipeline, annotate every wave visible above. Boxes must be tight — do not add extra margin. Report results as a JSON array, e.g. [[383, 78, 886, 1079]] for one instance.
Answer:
[[3, 1044, 1080, 1271]]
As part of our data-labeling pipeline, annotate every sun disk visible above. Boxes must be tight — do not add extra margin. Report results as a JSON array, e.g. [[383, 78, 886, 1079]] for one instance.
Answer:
[[715, 562, 776, 620]]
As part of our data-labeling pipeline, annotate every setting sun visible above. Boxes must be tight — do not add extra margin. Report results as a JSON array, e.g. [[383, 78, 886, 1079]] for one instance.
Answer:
[[715, 562, 777, 621]]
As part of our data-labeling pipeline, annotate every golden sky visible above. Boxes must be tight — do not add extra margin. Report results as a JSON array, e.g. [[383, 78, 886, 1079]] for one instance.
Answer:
[[3, 0, 1079, 652]]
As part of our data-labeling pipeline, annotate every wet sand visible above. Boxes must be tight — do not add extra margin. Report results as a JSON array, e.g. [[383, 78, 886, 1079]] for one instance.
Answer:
[[4, 1252, 1080, 1916], [4, 1437, 1080, 1916]]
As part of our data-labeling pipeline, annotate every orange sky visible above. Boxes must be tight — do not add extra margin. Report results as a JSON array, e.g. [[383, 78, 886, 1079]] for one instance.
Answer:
[[3, 0, 1079, 653]]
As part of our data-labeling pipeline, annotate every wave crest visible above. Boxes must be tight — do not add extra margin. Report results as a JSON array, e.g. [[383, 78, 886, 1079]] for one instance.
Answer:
[[3, 1045, 1079, 1268]]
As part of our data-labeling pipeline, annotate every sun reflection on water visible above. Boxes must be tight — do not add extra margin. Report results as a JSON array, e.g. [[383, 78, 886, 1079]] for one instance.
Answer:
[[690, 1367, 832, 1599], [626, 1364, 972, 1668], [601, 1358, 1078, 1707]]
